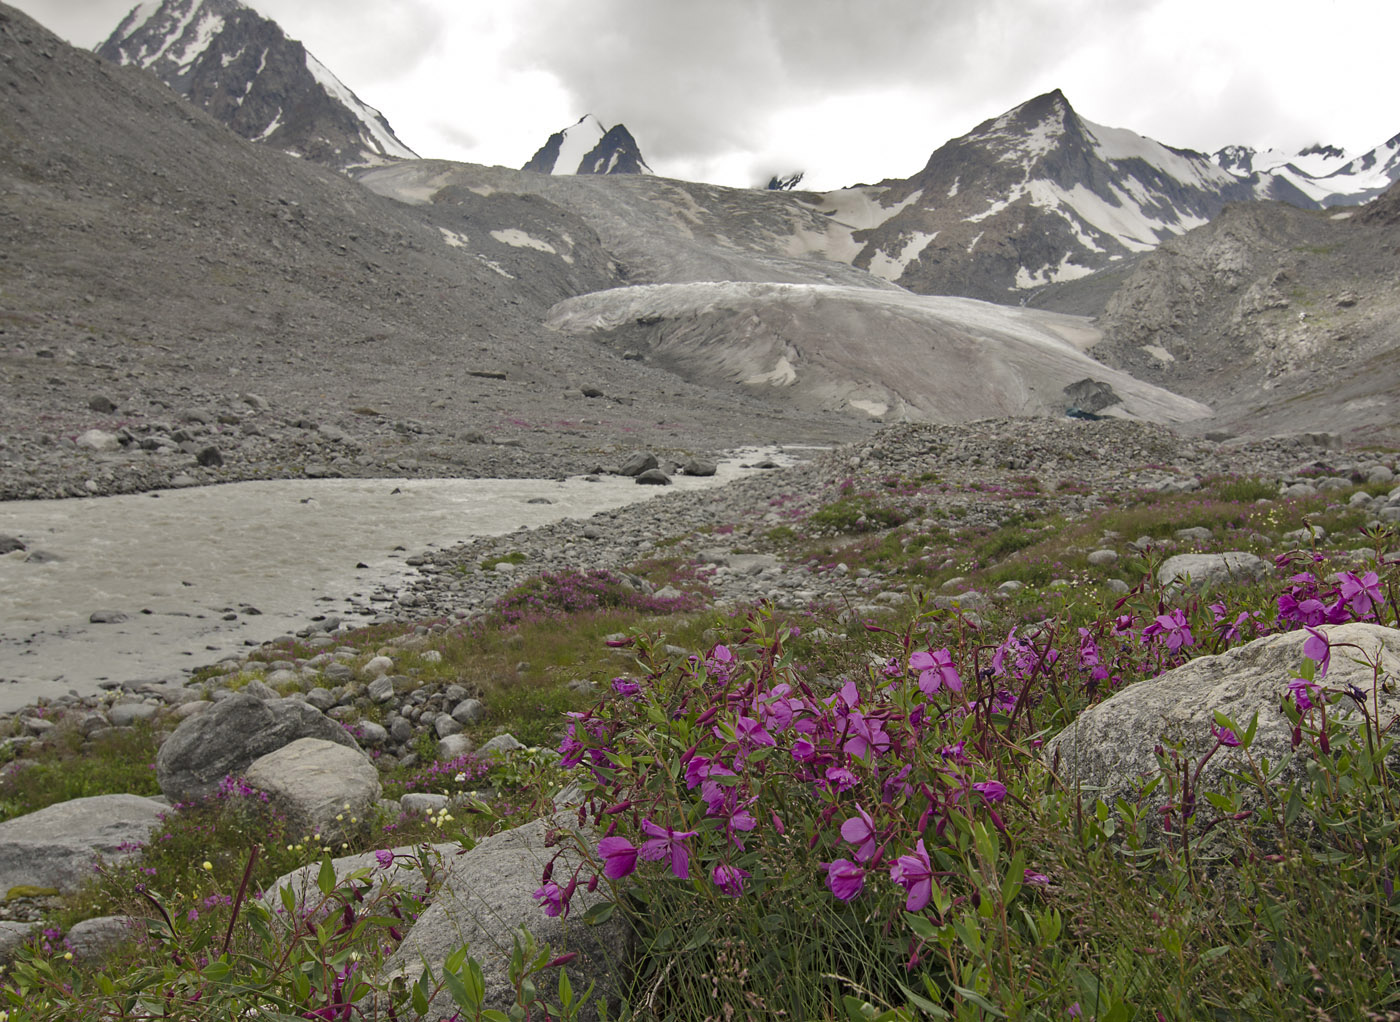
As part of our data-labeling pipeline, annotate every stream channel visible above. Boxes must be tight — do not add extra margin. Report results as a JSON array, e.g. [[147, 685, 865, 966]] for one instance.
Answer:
[[0, 451, 785, 713]]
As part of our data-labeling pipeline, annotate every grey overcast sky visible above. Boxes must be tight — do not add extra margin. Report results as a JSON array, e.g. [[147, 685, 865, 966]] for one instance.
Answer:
[[11, 0, 1399, 190]]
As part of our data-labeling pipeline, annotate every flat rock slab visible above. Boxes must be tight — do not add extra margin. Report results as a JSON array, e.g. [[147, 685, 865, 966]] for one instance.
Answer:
[[261, 842, 458, 922], [1156, 551, 1269, 590], [381, 816, 629, 1022], [244, 738, 380, 845], [0, 794, 167, 895]]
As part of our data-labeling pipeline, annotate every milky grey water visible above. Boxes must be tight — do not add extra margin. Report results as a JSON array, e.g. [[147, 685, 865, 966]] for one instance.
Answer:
[[0, 452, 782, 713]]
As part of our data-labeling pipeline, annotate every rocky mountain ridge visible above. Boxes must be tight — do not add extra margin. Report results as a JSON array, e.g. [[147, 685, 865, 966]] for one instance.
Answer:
[[96, 0, 416, 169], [1091, 179, 1400, 440]]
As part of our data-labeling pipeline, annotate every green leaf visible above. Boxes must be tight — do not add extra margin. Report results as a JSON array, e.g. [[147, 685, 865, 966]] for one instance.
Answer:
[[1242, 711, 1259, 747], [1201, 945, 1231, 961], [317, 855, 337, 897], [842, 994, 874, 1020], [906, 913, 938, 940], [481, 1011, 512, 1022], [1003, 849, 1025, 907], [443, 969, 478, 1011], [202, 960, 231, 983], [581, 901, 616, 925], [559, 966, 574, 1009], [465, 958, 486, 1007], [412, 971, 433, 1016], [445, 945, 468, 974], [292, 969, 311, 1002], [896, 980, 948, 1018], [950, 983, 1006, 1017]]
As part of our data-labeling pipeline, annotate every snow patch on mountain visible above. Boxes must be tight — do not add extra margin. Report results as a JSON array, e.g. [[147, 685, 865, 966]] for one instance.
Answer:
[[867, 231, 938, 280], [303, 52, 415, 162], [553, 116, 605, 176], [1085, 120, 1238, 191]]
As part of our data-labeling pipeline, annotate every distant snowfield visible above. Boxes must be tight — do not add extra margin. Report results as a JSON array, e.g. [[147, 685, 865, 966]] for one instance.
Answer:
[[0, 456, 785, 713]]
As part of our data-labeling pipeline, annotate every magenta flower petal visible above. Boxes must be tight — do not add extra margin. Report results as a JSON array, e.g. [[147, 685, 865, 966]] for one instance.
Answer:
[[711, 863, 751, 897], [824, 858, 865, 901], [597, 836, 639, 879]]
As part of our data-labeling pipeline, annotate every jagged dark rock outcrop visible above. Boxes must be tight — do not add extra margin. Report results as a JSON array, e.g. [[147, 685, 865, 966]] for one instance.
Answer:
[[523, 115, 651, 176]]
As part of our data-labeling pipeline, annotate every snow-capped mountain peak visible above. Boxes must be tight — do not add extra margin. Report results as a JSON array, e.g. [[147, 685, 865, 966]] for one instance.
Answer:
[[97, 0, 415, 169], [523, 115, 652, 176], [1211, 137, 1400, 207]]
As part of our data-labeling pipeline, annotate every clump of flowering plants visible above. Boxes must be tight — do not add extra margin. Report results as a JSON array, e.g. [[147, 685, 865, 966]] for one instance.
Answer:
[[543, 604, 1078, 1019]]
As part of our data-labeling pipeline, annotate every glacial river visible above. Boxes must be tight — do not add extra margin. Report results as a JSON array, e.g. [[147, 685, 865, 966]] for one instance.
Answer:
[[0, 452, 784, 713]]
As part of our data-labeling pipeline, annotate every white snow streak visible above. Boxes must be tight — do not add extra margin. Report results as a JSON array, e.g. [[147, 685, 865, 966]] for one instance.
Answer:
[[304, 52, 416, 161], [119, 0, 162, 41], [1083, 120, 1234, 190], [172, 12, 223, 68], [867, 231, 938, 280], [551, 115, 606, 175], [490, 228, 571, 263]]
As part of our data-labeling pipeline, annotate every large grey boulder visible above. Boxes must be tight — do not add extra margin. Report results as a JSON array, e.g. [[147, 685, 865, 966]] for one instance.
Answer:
[[1045, 623, 1400, 834], [616, 452, 657, 477], [261, 842, 458, 923], [155, 692, 361, 804], [1156, 551, 1269, 591], [379, 816, 630, 1021], [0, 794, 167, 895], [243, 738, 380, 845]]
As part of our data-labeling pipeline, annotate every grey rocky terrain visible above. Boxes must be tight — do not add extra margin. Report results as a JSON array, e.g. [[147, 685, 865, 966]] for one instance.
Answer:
[[1091, 182, 1400, 442], [4, 415, 1391, 747], [0, 3, 865, 500]]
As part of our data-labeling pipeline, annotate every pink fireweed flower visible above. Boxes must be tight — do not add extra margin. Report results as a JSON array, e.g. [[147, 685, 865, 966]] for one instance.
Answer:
[[824, 858, 866, 901], [706, 790, 758, 848], [1338, 570, 1384, 618], [711, 863, 751, 897], [972, 780, 1007, 803], [1142, 609, 1194, 652], [839, 805, 879, 863], [610, 677, 641, 697], [1288, 677, 1319, 712], [889, 839, 934, 912], [699, 764, 738, 810], [533, 882, 567, 917], [638, 819, 699, 879], [909, 648, 963, 695], [1211, 724, 1241, 748], [826, 680, 862, 714], [597, 836, 639, 879], [843, 711, 891, 761], [683, 754, 713, 790], [374, 848, 394, 870], [1303, 626, 1331, 678], [721, 715, 776, 753], [823, 766, 858, 793], [791, 737, 818, 762]]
